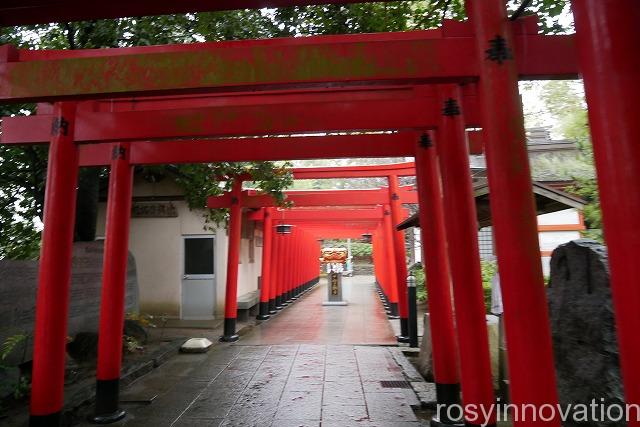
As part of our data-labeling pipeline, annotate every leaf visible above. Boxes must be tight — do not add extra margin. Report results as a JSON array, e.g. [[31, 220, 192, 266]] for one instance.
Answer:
[[1, 334, 27, 360]]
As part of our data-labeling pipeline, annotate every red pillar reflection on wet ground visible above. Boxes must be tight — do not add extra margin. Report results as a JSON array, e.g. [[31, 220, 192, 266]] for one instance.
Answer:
[[241, 276, 396, 345]]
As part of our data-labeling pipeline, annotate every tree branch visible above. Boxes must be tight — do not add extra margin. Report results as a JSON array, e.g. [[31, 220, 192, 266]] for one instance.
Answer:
[[64, 22, 76, 50]]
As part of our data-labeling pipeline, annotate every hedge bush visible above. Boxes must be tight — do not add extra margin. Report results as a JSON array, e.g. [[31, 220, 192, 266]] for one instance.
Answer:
[[412, 260, 497, 313]]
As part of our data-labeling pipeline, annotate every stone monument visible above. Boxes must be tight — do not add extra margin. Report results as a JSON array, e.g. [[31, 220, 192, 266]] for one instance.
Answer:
[[0, 241, 139, 366], [320, 247, 348, 306], [547, 239, 623, 426]]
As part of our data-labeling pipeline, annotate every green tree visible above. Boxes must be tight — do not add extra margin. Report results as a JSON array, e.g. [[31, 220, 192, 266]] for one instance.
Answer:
[[172, 162, 293, 227], [534, 80, 602, 241], [0, 17, 291, 259], [0, 0, 574, 259]]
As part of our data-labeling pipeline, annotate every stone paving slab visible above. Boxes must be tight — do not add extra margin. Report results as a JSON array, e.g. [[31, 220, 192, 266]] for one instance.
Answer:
[[89, 343, 427, 426], [240, 278, 397, 345], [74, 278, 428, 426]]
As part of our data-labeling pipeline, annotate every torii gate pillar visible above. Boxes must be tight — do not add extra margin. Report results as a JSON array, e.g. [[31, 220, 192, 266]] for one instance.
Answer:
[[572, 0, 640, 419], [257, 208, 274, 320], [388, 174, 410, 342], [436, 84, 494, 427], [92, 143, 134, 423], [269, 229, 281, 313], [382, 205, 400, 317], [414, 132, 461, 420], [472, 0, 560, 424], [221, 179, 243, 342], [29, 103, 80, 426]]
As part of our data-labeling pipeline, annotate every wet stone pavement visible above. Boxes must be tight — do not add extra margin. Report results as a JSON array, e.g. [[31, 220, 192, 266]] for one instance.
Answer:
[[101, 344, 424, 426], [241, 276, 397, 345], [78, 278, 426, 426]]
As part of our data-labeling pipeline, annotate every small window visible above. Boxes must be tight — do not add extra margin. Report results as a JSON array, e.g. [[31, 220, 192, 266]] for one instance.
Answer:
[[184, 237, 214, 275]]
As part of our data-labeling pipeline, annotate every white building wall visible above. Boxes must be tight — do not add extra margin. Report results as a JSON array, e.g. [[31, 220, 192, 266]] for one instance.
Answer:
[[537, 209, 583, 276], [96, 177, 262, 319], [477, 208, 584, 277], [537, 209, 580, 225], [214, 226, 264, 316]]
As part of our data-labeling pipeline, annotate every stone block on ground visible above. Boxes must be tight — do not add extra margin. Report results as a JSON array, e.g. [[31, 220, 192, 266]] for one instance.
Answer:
[[180, 338, 213, 353], [415, 313, 433, 382], [416, 313, 500, 389]]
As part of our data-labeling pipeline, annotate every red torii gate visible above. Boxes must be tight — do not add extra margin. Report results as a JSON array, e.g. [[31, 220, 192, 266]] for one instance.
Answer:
[[289, 159, 461, 413], [3, 78, 533, 427], [249, 204, 397, 323], [0, 86, 484, 165], [210, 159, 465, 420], [248, 206, 383, 319], [241, 187, 414, 324], [206, 186, 415, 341], [3, 65, 536, 427], [291, 162, 417, 178], [0, 2, 637, 427], [287, 163, 420, 341], [207, 187, 417, 208]]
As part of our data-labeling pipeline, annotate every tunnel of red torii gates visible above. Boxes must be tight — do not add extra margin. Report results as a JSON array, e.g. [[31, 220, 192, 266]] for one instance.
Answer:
[[204, 162, 419, 339], [0, 1, 637, 426], [206, 181, 417, 337]]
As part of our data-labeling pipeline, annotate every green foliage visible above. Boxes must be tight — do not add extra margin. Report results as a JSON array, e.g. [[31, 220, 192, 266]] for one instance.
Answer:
[[0, 3, 575, 259], [0, 334, 27, 362], [508, 0, 572, 34], [0, 365, 30, 403], [0, 105, 45, 260], [412, 265, 427, 302], [125, 312, 157, 329], [569, 178, 602, 241], [480, 260, 497, 314], [123, 336, 144, 354], [12, 376, 30, 400], [350, 242, 373, 258], [535, 80, 602, 242], [480, 260, 497, 285], [530, 154, 595, 182], [271, 1, 466, 36], [413, 260, 496, 311], [0, 334, 31, 402], [172, 162, 293, 227]]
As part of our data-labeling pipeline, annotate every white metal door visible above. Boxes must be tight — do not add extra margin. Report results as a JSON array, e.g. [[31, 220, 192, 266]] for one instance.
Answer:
[[181, 236, 215, 320]]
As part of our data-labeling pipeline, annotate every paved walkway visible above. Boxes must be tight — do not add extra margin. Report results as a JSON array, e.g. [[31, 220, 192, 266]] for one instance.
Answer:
[[241, 276, 397, 345], [79, 276, 425, 426]]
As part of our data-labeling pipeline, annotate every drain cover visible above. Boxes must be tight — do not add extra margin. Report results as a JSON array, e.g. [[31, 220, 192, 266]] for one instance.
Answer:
[[380, 380, 411, 389]]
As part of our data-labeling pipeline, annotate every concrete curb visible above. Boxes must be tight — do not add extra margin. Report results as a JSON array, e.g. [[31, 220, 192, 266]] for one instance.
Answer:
[[389, 347, 437, 408]]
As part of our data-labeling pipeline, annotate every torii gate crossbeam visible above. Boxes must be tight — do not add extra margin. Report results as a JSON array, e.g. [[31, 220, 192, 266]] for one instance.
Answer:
[[0, 19, 577, 103], [1, 96, 481, 145], [207, 188, 417, 209]]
